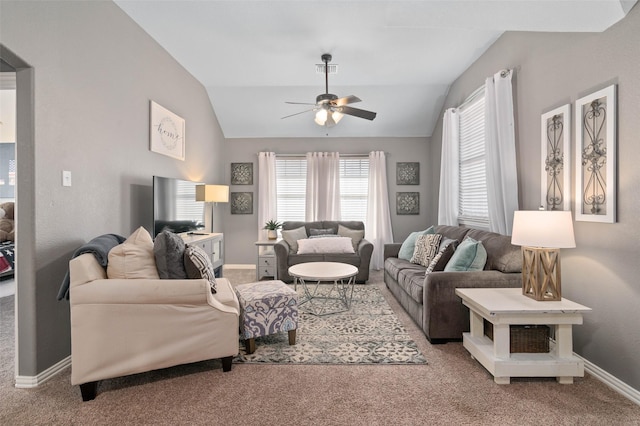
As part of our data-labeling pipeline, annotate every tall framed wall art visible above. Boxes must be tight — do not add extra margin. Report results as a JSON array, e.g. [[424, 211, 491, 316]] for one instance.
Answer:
[[574, 84, 616, 223], [541, 104, 571, 211]]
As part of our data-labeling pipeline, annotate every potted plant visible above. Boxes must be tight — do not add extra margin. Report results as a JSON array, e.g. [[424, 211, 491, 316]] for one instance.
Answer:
[[264, 220, 282, 240]]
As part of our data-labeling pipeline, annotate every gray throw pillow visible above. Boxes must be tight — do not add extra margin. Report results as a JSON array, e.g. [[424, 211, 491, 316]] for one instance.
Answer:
[[338, 224, 365, 251], [154, 230, 187, 279], [309, 228, 335, 236], [426, 238, 458, 274], [281, 226, 308, 253]]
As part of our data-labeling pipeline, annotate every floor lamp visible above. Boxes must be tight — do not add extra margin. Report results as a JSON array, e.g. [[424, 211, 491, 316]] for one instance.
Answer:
[[511, 210, 576, 301], [195, 184, 229, 233]]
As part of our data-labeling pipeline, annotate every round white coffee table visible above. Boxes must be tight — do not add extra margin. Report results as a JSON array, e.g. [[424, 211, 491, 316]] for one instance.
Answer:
[[288, 262, 358, 316]]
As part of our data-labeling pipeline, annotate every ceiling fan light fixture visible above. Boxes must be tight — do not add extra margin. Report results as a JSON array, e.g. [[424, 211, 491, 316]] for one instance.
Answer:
[[314, 109, 328, 126]]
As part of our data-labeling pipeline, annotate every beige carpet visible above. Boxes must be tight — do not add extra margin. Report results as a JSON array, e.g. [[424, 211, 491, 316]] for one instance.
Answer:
[[1, 269, 639, 425]]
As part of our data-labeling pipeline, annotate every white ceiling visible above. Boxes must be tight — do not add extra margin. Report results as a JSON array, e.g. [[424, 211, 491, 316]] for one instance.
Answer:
[[114, 0, 636, 139]]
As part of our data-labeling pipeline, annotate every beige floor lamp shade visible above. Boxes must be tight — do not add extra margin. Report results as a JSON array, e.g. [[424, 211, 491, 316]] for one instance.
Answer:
[[196, 184, 229, 232], [511, 210, 576, 301]]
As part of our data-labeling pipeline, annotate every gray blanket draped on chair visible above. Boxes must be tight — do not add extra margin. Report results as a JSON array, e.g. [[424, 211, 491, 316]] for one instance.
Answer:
[[57, 233, 126, 301]]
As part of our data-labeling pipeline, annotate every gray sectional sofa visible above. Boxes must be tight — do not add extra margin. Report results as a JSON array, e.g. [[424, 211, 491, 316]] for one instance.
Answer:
[[274, 221, 373, 283], [384, 225, 522, 343]]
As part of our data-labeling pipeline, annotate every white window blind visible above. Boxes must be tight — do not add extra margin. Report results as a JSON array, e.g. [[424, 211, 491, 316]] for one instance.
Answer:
[[458, 93, 490, 229], [275, 158, 307, 222], [340, 157, 369, 225], [176, 180, 204, 223], [275, 156, 370, 225]]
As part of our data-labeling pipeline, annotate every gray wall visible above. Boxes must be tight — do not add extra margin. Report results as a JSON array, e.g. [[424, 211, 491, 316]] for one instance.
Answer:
[[1, 1, 226, 375], [430, 7, 640, 390], [221, 137, 431, 264]]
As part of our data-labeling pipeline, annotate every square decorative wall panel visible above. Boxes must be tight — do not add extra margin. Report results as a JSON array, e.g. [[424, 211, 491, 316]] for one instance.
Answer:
[[396, 192, 419, 215], [230, 192, 253, 215], [231, 162, 253, 185], [396, 162, 420, 185]]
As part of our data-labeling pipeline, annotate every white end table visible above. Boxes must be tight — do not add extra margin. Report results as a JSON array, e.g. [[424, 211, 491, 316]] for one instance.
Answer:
[[255, 239, 280, 281], [288, 262, 358, 316], [455, 287, 591, 384]]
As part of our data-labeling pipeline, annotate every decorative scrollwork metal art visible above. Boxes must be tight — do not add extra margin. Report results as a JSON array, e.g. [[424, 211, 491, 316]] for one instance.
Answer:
[[545, 114, 564, 210], [581, 99, 607, 215]]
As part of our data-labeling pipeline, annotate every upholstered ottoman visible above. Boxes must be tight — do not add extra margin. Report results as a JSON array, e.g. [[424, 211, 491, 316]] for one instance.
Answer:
[[235, 280, 298, 354]]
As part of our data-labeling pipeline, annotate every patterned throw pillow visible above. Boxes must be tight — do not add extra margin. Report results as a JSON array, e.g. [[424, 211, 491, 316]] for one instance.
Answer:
[[398, 226, 435, 261], [410, 233, 443, 267], [309, 228, 335, 237], [425, 238, 458, 274], [184, 244, 217, 294]]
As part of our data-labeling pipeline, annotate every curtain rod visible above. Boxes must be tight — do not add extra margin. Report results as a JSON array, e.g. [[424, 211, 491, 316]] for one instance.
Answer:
[[266, 153, 373, 158], [458, 67, 514, 111]]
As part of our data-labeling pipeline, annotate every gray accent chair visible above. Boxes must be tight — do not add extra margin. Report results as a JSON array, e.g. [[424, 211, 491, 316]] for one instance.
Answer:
[[274, 221, 373, 283], [384, 225, 522, 344]]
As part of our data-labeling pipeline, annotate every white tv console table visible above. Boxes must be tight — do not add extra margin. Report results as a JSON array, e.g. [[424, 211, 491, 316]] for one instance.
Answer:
[[181, 233, 224, 277], [455, 287, 591, 384]]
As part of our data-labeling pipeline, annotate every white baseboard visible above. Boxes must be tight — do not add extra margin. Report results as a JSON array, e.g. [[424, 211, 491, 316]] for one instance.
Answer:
[[223, 264, 255, 270], [578, 353, 640, 406], [15, 355, 71, 389]]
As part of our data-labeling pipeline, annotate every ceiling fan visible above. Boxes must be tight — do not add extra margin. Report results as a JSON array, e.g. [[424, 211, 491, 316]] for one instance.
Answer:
[[282, 54, 377, 127]]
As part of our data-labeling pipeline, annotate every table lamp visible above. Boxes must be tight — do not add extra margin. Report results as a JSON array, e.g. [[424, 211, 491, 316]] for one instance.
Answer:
[[196, 184, 229, 233], [511, 210, 576, 301]]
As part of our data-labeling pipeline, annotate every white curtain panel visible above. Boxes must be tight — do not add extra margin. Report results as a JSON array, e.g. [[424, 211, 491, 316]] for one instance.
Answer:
[[305, 152, 341, 221], [484, 70, 519, 235], [438, 108, 460, 226], [257, 152, 277, 238], [366, 151, 394, 270]]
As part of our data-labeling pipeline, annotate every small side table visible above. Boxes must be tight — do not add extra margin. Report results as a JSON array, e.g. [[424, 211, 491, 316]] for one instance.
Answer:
[[455, 287, 591, 384], [255, 239, 280, 281]]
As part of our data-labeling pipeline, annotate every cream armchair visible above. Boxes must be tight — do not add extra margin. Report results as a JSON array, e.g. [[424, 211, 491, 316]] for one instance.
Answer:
[[69, 253, 239, 401]]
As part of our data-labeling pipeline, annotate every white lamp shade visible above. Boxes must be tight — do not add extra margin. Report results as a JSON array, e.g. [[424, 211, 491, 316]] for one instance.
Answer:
[[195, 184, 229, 203], [511, 210, 576, 248]]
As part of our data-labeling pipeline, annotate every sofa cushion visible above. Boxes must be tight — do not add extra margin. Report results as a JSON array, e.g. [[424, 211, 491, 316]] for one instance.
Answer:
[[297, 237, 355, 254], [153, 230, 187, 279], [184, 244, 217, 294], [288, 253, 325, 265], [338, 224, 364, 251], [398, 226, 435, 261], [281, 226, 308, 253], [397, 268, 426, 304], [324, 253, 361, 267], [444, 237, 487, 272], [426, 238, 458, 273], [410, 234, 442, 267], [107, 227, 159, 279]]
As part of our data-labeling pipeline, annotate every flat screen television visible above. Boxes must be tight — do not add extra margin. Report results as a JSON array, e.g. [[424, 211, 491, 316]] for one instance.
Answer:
[[153, 176, 205, 237]]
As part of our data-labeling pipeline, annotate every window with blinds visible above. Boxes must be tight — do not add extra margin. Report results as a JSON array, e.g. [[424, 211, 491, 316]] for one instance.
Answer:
[[274, 156, 370, 224], [340, 158, 369, 225], [275, 157, 307, 222], [458, 92, 490, 229]]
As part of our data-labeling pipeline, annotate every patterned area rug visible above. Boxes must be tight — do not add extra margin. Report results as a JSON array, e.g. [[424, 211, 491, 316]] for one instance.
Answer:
[[234, 284, 427, 365]]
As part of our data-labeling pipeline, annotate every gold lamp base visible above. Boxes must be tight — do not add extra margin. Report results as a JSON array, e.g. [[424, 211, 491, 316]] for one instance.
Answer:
[[521, 246, 562, 301]]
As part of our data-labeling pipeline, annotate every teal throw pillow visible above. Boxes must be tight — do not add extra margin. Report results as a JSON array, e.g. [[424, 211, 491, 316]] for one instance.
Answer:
[[444, 236, 487, 272], [398, 226, 435, 261]]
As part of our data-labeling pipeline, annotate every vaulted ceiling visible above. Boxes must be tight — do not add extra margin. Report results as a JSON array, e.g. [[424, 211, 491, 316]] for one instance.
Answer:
[[115, 0, 636, 139]]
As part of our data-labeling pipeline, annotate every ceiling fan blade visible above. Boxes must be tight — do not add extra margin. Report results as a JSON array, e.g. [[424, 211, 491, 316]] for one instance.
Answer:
[[281, 108, 316, 119], [334, 95, 361, 106], [285, 101, 317, 105], [338, 106, 377, 121]]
